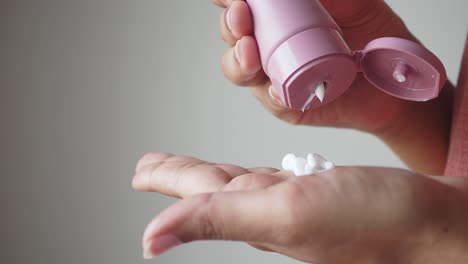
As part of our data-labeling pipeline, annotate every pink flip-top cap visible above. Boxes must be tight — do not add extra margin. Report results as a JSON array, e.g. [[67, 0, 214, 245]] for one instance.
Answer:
[[268, 35, 447, 110], [358, 37, 447, 101]]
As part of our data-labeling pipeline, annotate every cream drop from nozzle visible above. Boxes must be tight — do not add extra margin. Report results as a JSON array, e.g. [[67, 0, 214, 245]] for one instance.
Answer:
[[301, 82, 327, 111], [315, 82, 326, 103]]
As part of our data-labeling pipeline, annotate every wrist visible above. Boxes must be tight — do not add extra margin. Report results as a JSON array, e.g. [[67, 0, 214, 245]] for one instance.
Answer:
[[412, 178, 468, 264], [375, 82, 454, 175]]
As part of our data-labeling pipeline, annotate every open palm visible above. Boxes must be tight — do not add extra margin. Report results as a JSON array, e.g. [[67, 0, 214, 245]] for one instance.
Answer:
[[132, 153, 466, 263]]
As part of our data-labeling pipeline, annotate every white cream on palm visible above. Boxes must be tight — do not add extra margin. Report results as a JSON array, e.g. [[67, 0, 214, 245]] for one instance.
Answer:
[[282, 153, 335, 176]]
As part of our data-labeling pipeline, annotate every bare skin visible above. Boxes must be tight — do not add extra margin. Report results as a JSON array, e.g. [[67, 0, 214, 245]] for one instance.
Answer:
[[217, 0, 453, 175], [133, 0, 468, 262], [133, 153, 468, 263]]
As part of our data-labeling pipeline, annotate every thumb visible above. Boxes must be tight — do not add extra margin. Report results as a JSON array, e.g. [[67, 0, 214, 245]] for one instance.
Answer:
[[141, 189, 281, 258], [320, 0, 379, 23], [320, 0, 415, 47]]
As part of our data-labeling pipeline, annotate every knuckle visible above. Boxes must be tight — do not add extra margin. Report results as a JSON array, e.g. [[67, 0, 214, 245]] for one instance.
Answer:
[[221, 67, 244, 87], [136, 152, 173, 171], [225, 173, 257, 191], [220, 11, 236, 45], [275, 110, 303, 126], [210, 0, 226, 8], [148, 161, 165, 178], [140, 152, 172, 162], [249, 87, 304, 125], [221, 55, 266, 88], [220, 29, 230, 44], [198, 194, 226, 240], [198, 214, 223, 240]]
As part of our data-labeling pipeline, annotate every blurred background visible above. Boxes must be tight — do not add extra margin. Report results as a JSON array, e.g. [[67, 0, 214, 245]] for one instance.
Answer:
[[4, 0, 467, 263]]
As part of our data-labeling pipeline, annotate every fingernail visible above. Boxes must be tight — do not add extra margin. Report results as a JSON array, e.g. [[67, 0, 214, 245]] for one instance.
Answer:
[[269, 86, 284, 106], [143, 242, 154, 260], [234, 40, 241, 64], [143, 235, 182, 259], [246, 64, 263, 80], [226, 7, 233, 32]]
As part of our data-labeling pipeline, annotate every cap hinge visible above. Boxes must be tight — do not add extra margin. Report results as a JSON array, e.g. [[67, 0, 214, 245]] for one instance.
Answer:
[[352, 50, 364, 73]]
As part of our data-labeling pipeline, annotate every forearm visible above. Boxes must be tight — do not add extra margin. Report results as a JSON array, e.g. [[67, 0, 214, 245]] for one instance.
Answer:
[[377, 82, 455, 175]]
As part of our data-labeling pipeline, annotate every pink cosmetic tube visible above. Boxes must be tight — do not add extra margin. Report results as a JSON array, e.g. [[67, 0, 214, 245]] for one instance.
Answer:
[[246, 0, 447, 110]]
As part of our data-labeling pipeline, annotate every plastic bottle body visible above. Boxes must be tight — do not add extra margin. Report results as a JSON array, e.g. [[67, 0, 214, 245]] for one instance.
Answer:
[[247, 0, 340, 68], [246, 0, 357, 110]]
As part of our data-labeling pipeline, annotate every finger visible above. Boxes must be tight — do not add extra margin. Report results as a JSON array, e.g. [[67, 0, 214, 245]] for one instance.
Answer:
[[248, 167, 280, 174], [132, 154, 282, 197], [136, 153, 250, 178], [135, 153, 199, 173], [319, 0, 376, 23], [321, 0, 414, 47], [222, 173, 283, 192], [222, 36, 265, 87], [210, 0, 236, 8], [248, 242, 275, 252], [142, 189, 282, 257], [136, 153, 172, 173], [249, 83, 306, 125], [133, 160, 231, 197], [220, 1, 253, 45]]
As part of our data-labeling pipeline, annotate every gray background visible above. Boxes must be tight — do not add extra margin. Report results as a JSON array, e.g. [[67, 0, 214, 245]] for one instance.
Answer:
[[4, 0, 467, 263]]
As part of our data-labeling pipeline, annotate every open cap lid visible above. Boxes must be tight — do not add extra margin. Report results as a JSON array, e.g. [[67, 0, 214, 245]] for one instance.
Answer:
[[359, 37, 447, 101]]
